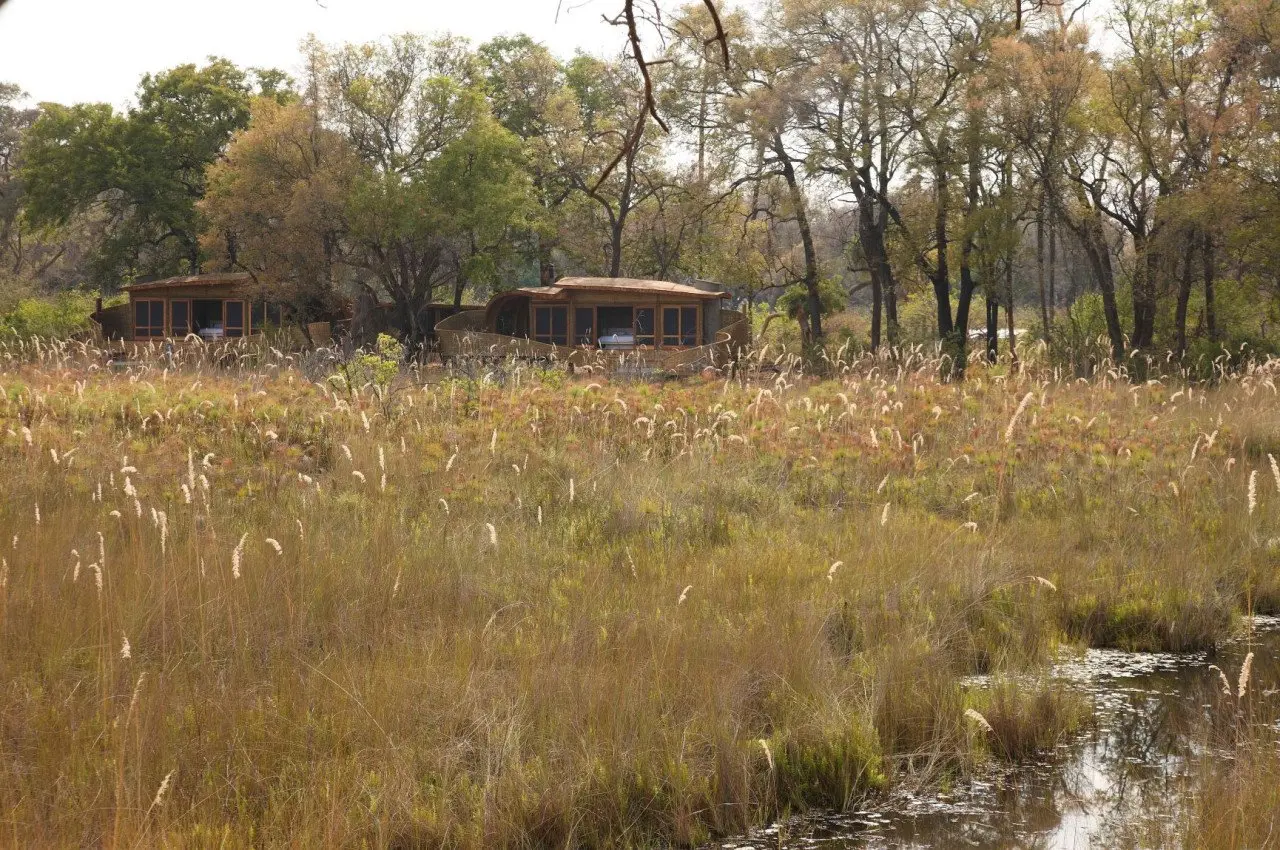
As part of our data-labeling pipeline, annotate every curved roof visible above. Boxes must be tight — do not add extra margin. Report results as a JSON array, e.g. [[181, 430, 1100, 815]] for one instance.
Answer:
[[510, 277, 728, 300]]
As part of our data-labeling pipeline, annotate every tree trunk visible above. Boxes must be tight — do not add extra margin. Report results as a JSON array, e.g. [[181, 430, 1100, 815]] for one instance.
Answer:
[[1068, 209, 1125, 360], [932, 152, 954, 341], [871, 274, 882, 352], [1047, 212, 1057, 325], [778, 134, 822, 341], [858, 200, 893, 352], [1174, 236, 1195, 356], [884, 259, 899, 348], [224, 230, 239, 271], [1006, 256, 1018, 366], [600, 150, 636, 279], [608, 219, 624, 278], [985, 292, 999, 363], [1036, 198, 1050, 337], [1130, 233, 1158, 350], [955, 262, 976, 375], [1203, 230, 1217, 342], [951, 121, 981, 378], [539, 241, 555, 287]]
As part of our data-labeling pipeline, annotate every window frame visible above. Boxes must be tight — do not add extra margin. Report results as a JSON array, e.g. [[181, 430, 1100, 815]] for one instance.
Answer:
[[634, 306, 655, 349], [532, 304, 569, 346], [169, 299, 192, 338], [249, 302, 284, 335], [574, 306, 596, 347], [660, 304, 701, 348], [133, 298, 166, 339], [224, 300, 246, 338]]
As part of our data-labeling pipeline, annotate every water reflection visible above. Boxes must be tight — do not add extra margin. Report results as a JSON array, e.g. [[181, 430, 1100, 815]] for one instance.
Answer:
[[714, 618, 1280, 849]]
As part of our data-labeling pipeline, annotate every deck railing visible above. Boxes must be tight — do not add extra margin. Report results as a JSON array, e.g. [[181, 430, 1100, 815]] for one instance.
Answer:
[[436, 308, 748, 373]]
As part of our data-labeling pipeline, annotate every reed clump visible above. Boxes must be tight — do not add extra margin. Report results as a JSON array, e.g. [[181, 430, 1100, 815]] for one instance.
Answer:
[[965, 680, 1090, 762]]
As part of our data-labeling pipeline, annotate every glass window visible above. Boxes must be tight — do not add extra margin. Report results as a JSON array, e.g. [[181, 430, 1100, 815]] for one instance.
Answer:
[[225, 301, 245, 338], [249, 303, 282, 335], [682, 307, 699, 346], [533, 306, 568, 345], [659, 306, 700, 347], [170, 301, 190, 336], [267, 303, 283, 326], [574, 308, 595, 346], [662, 307, 680, 347], [635, 308, 654, 348], [134, 300, 165, 338]]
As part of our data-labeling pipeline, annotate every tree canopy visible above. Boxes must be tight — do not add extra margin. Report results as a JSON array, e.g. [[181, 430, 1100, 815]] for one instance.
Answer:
[[5, 0, 1280, 362]]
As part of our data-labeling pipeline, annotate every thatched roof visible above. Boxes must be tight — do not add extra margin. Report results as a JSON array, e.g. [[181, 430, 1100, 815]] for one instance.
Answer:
[[122, 273, 253, 293]]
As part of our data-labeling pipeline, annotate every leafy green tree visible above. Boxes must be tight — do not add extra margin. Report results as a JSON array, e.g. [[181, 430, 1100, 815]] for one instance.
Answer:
[[307, 35, 482, 340], [428, 114, 536, 304], [478, 35, 575, 284], [20, 59, 259, 286], [1, 83, 39, 287], [305, 35, 536, 342], [549, 54, 669, 278]]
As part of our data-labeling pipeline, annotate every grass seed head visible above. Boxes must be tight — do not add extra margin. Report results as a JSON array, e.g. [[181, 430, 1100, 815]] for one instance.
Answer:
[[965, 707, 994, 733], [232, 533, 247, 579], [758, 738, 774, 773], [1239, 652, 1254, 699], [1005, 392, 1036, 441], [150, 769, 176, 811], [1210, 665, 1232, 696]]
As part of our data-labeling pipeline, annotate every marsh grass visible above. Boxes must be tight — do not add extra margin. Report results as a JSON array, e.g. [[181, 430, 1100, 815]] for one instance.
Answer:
[[966, 680, 1089, 763], [0, 337, 1278, 846]]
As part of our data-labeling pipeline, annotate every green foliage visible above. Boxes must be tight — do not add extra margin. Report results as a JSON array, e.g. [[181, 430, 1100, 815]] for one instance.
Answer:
[[897, 295, 940, 345], [328, 333, 404, 399], [199, 96, 356, 320], [0, 291, 104, 338], [427, 114, 537, 294], [777, 277, 845, 319], [19, 59, 263, 286], [1049, 293, 1115, 375], [299, 34, 540, 335]]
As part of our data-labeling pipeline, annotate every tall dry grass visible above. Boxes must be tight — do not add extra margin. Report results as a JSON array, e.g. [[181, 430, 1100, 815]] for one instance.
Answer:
[[0, 337, 1277, 846]]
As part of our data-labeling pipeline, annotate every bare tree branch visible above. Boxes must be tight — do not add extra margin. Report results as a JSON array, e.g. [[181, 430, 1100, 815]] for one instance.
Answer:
[[616, 0, 670, 133], [700, 0, 732, 69], [589, 1, 730, 193]]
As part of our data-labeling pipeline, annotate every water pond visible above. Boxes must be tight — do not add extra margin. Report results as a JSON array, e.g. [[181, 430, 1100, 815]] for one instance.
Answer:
[[714, 617, 1280, 849]]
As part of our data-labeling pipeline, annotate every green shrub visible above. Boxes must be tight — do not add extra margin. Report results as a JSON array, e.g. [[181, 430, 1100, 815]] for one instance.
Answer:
[[0, 291, 103, 339]]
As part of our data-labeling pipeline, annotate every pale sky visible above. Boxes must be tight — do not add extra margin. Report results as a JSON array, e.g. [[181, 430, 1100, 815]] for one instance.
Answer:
[[0, 0, 627, 107]]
